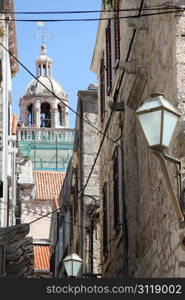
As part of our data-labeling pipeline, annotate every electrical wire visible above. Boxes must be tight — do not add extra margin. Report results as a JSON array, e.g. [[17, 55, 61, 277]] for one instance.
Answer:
[[0, 200, 89, 240], [0, 42, 117, 147], [81, 0, 143, 194], [0, 199, 57, 221], [1, 6, 185, 14], [1, 2, 181, 236], [0, 8, 184, 22], [82, 111, 113, 192]]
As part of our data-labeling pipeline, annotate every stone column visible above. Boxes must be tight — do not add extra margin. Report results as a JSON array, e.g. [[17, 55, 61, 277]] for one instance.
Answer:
[[35, 101, 41, 128], [65, 106, 69, 128], [20, 105, 27, 125], [25, 111, 29, 126], [51, 103, 58, 128]]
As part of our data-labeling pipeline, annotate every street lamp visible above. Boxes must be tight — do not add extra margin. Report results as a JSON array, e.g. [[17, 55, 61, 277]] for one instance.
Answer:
[[136, 93, 184, 224], [63, 252, 82, 277], [135, 93, 181, 150]]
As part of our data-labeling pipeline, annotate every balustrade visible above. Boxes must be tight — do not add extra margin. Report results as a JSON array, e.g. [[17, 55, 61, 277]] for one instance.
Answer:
[[18, 127, 75, 143]]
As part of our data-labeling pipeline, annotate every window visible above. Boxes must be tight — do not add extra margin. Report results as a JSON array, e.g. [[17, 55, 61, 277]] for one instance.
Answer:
[[113, 147, 120, 229], [106, 19, 112, 95], [74, 169, 78, 213], [102, 182, 108, 256], [0, 245, 5, 276], [100, 54, 105, 122]]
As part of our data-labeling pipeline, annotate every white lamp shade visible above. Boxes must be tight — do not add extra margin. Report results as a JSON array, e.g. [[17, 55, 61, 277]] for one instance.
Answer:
[[138, 110, 162, 146], [63, 253, 82, 277], [162, 110, 179, 147], [136, 94, 181, 149]]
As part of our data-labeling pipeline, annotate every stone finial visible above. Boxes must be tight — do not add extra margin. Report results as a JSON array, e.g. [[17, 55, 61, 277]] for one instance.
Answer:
[[41, 44, 47, 56]]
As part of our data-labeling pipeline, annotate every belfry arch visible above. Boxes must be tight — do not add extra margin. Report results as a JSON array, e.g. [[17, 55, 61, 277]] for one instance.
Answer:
[[27, 103, 34, 126], [40, 102, 51, 128]]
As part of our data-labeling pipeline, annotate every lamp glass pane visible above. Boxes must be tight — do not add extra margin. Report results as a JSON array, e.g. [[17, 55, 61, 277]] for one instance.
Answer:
[[63, 259, 82, 277], [162, 111, 178, 147], [63, 260, 73, 277], [138, 110, 161, 146], [72, 260, 82, 277]]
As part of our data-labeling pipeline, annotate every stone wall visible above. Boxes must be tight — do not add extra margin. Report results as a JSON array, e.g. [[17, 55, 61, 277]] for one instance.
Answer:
[[74, 88, 101, 275], [21, 200, 53, 241], [92, 0, 185, 277], [17, 156, 53, 241]]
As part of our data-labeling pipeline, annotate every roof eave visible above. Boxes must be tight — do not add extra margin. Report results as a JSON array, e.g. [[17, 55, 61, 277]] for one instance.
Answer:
[[90, 11, 109, 74]]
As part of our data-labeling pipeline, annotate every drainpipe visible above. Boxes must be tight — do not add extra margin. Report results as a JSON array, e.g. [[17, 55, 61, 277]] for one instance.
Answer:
[[2, 19, 9, 227], [119, 139, 128, 278], [79, 98, 84, 263], [89, 212, 94, 274]]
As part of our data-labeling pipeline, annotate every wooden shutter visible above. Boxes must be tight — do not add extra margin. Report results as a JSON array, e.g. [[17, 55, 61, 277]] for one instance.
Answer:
[[103, 182, 108, 256], [106, 20, 112, 95], [100, 54, 105, 122], [0, 0, 4, 10], [114, 0, 120, 62], [113, 147, 120, 229]]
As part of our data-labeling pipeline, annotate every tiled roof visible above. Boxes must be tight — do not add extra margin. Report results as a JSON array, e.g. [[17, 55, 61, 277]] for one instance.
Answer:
[[33, 170, 65, 201], [33, 245, 50, 271]]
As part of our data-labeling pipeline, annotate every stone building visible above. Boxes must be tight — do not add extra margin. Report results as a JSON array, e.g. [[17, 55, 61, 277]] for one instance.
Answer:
[[17, 44, 74, 277], [0, 0, 32, 277], [50, 85, 101, 277], [91, 0, 185, 277], [0, 0, 19, 228]]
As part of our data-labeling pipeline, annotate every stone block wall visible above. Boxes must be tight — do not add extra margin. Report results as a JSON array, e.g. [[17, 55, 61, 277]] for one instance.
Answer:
[[92, 0, 185, 277], [72, 89, 101, 275]]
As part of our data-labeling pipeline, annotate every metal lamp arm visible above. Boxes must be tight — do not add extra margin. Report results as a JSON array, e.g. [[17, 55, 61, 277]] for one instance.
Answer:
[[153, 150, 184, 225]]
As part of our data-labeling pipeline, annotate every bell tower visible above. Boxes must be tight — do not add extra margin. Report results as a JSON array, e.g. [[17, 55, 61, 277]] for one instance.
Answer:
[[20, 44, 69, 129], [18, 45, 74, 171]]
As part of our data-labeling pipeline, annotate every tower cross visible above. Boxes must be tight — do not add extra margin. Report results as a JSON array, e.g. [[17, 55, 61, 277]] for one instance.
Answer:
[[35, 22, 53, 45]]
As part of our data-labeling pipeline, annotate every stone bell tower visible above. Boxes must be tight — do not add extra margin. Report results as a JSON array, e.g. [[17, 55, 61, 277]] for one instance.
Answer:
[[20, 44, 69, 129], [18, 45, 74, 171]]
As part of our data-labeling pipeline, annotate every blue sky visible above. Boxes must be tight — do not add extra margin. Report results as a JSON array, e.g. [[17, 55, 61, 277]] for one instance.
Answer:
[[12, 0, 101, 128]]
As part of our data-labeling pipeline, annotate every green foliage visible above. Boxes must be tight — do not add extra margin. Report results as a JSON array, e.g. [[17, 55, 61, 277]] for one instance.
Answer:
[[102, 0, 113, 9]]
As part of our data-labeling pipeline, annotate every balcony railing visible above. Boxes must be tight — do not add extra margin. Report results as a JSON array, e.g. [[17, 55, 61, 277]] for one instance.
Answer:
[[17, 127, 75, 143]]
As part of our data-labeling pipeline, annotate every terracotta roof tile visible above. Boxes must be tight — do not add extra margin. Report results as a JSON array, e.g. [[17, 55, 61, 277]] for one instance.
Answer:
[[33, 170, 65, 201], [33, 245, 50, 271]]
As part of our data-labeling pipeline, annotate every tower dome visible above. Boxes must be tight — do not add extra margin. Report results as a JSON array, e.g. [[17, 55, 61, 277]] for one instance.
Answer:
[[24, 77, 66, 99], [20, 45, 69, 128]]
